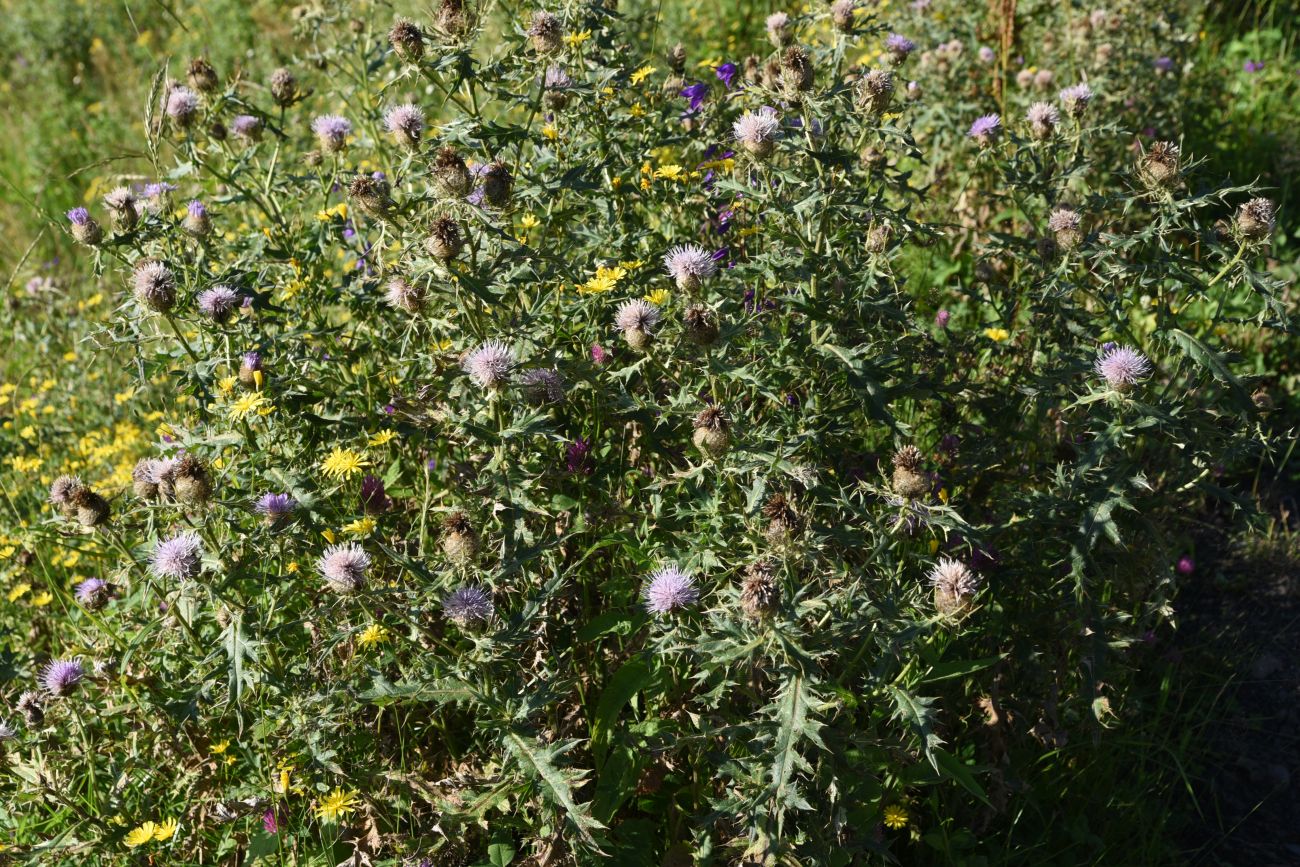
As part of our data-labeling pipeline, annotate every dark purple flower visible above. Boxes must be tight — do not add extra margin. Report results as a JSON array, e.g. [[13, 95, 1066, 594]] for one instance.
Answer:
[[443, 585, 493, 626], [590, 343, 611, 365], [1153, 56, 1174, 72], [262, 808, 280, 834], [383, 403, 396, 415], [1176, 556, 1195, 576], [714, 62, 738, 89], [1243, 60, 1264, 73], [566, 438, 593, 475], [41, 659, 85, 697], [934, 309, 950, 328], [680, 82, 709, 113], [360, 475, 392, 514], [255, 492, 297, 523]]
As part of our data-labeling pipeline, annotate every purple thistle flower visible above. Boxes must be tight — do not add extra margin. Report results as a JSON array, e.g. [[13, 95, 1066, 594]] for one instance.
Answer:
[[978, 46, 996, 64], [1154, 56, 1175, 72], [151, 531, 204, 580], [198, 285, 241, 322], [143, 181, 177, 199], [714, 62, 738, 89], [384, 103, 425, 149], [1094, 344, 1152, 391], [443, 585, 494, 626], [968, 113, 1002, 145], [317, 543, 370, 593], [255, 492, 296, 523], [187, 200, 207, 219], [663, 244, 718, 289], [590, 343, 611, 365], [642, 565, 698, 615], [543, 66, 573, 90], [680, 82, 709, 113], [74, 578, 111, 609], [462, 340, 515, 389], [231, 114, 262, 141], [312, 114, 352, 153], [40, 659, 85, 697], [66, 207, 91, 225], [565, 437, 593, 475], [1059, 83, 1094, 117], [615, 299, 660, 334], [928, 558, 979, 597], [1243, 60, 1264, 73], [166, 86, 201, 125], [733, 108, 781, 157], [1177, 556, 1195, 575], [360, 475, 392, 514], [886, 33, 916, 60], [934, 309, 950, 328]]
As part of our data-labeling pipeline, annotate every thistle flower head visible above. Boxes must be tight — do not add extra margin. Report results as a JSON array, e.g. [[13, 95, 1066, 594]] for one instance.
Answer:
[[388, 18, 425, 62], [1026, 101, 1060, 138], [928, 557, 979, 597], [187, 57, 218, 92], [831, 0, 855, 31], [1059, 83, 1094, 117], [152, 531, 204, 580], [663, 244, 718, 289], [1141, 140, 1181, 188], [765, 11, 791, 46], [317, 543, 371, 593], [615, 299, 661, 334], [74, 578, 111, 609], [462, 340, 515, 389], [166, 86, 201, 125], [892, 444, 923, 470], [0, 720, 15, 740], [254, 492, 296, 518], [16, 691, 43, 726], [857, 69, 894, 113], [198, 285, 241, 322], [1094, 344, 1152, 391], [132, 260, 177, 312], [733, 108, 781, 157], [231, 114, 262, 141], [312, 115, 352, 153], [49, 475, 84, 506], [520, 368, 567, 405], [1238, 197, 1276, 241], [40, 659, 85, 697], [968, 113, 1002, 144], [780, 46, 814, 93], [385, 276, 426, 313], [270, 67, 297, 106], [66, 207, 91, 226], [103, 187, 136, 212], [885, 33, 916, 60], [642, 565, 699, 615], [544, 65, 573, 89], [740, 560, 780, 619], [527, 11, 564, 52], [1049, 206, 1081, 232], [442, 585, 494, 626], [384, 103, 425, 149], [360, 475, 392, 515]]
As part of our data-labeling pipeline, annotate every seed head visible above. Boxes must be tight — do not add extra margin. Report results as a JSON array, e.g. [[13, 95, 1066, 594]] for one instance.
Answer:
[[692, 406, 731, 458], [17, 691, 44, 726], [1237, 198, 1276, 241], [432, 148, 472, 197], [780, 46, 814, 94], [69, 486, 110, 527], [425, 216, 464, 260], [528, 11, 564, 53], [441, 512, 480, 564], [1140, 140, 1181, 189], [856, 69, 894, 115], [49, 475, 84, 509], [831, 0, 855, 31], [684, 304, 720, 345], [349, 173, 393, 217], [133, 458, 167, 500], [643, 565, 699, 615], [481, 161, 513, 207], [385, 276, 427, 313], [740, 560, 780, 619], [891, 445, 930, 499], [317, 543, 371, 593], [187, 58, 219, 93], [269, 67, 297, 106], [103, 187, 139, 232]]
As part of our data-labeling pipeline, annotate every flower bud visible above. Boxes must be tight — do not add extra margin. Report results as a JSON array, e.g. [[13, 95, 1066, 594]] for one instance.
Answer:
[[425, 216, 464, 260], [66, 208, 103, 246], [528, 11, 563, 54], [1048, 206, 1083, 250], [389, 18, 426, 63], [891, 445, 929, 499], [187, 58, 219, 94], [1237, 198, 1276, 242], [684, 304, 719, 346], [183, 200, 212, 237], [270, 67, 297, 107], [433, 147, 473, 198], [692, 406, 731, 459], [441, 512, 480, 565]]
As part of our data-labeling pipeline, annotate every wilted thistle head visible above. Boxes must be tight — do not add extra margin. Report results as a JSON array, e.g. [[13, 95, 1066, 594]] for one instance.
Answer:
[[1026, 101, 1060, 140], [269, 67, 297, 106], [692, 405, 731, 458], [231, 114, 263, 143], [929, 557, 980, 614], [49, 475, 84, 509], [349, 173, 393, 217], [69, 486, 110, 527], [831, 0, 856, 31], [481, 161, 513, 207], [891, 445, 929, 499], [1237, 198, 1276, 242], [1140, 140, 1181, 189], [762, 493, 801, 543], [384, 103, 425, 150], [152, 531, 204, 580], [103, 187, 139, 231], [463, 340, 515, 389], [436, 0, 472, 37], [684, 304, 720, 346], [968, 113, 1002, 146], [169, 453, 212, 506], [389, 18, 425, 63], [885, 33, 916, 64], [443, 585, 494, 627], [66, 208, 103, 246], [857, 69, 894, 115], [432, 148, 472, 197], [528, 11, 564, 53], [317, 543, 371, 593], [41, 659, 85, 698], [385, 276, 427, 314], [1094, 344, 1152, 391], [615, 299, 660, 352], [1048, 206, 1083, 250], [255, 492, 297, 526], [187, 57, 219, 93], [520, 368, 567, 405], [780, 46, 814, 94], [166, 86, 201, 126], [184, 199, 212, 237], [16, 691, 44, 726], [132, 260, 177, 312], [663, 244, 718, 290], [765, 11, 791, 47], [312, 115, 352, 153], [425, 215, 464, 260], [198, 285, 241, 323], [132, 458, 167, 499], [1058, 83, 1094, 118], [643, 565, 699, 615], [733, 108, 781, 159], [441, 512, 481, 564], [74, 578, 112, 610], [740, 559, 780, 619]]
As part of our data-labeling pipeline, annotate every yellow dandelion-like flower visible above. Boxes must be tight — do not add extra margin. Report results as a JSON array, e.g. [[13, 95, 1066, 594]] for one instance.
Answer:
[[342, 517, 376, 536], [357, 623, 390, 648], [983, 327, 1010, 342], [321, 448, 368, 480], [564, 29, 591, 47], [519, 213, 540, 230], [217, 376, 238, 395], [653, 164, 684, 181], [32, 592, 53, 607], [883, 805, 909, 830], [367, 430, 398, 447], [314, 788, 360, 823], [542, 123, 559, 141], [124, 822, 158, 848], [644, 288, 670, 306], [7, 582, 31, 603], [228, 393, 268, 420], [630, 64, 657, 85], [152, 819, 178, 841], [577, 265, 628, 295], [210, 740, 230, 755]]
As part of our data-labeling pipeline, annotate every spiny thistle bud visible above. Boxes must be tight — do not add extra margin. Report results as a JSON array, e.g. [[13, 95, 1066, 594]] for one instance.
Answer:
[[1237, 198, 1276, 242], [69, 485, 110, 528], [528, 11, 564, 54], [170, 453, 212, 506], [187, 58, 219, 94], [269, 67, 297, 107], [317, 543, 370, 594], [683, 304, 719, 346], [132, 458, 166, 500], [856, 69, 894, 115], [481, 161, 513, 207], [740, 559, 780, 619], [520, 368, 567, 405], [349, 173, 393, 218], [425, 216, 464, 260], [865, 222, 892, 254], [311, 115, 352, 154], [762, 493, 801, 544], [968, 113, 1002, 146], [885, 33, 916, 66], [780, 46, 814, 95], [238, 351, 264, 388], [198, 285, 241, 324], [165, 85, 201, 127], [66, 208, 103, 246], [131, 259, 177, 312], [668, 43, 687, 74], [765, 12, 792, 48], [103, 188, 139, 232], [389, 18, 426, 63], [436, 0, 472, 37], [49, 475, 83, 515], [384, 103, 425, 150], [1058, 83, 1094, 119], [692, 406, 731, 459], [1048, 206, 1083, 250], [831, 0, 855, 32], [17, 691, 44, 727], [929, 557, 980, 615], [183, 199, 212, 237], [1139, 141, 1181, 189], [432, 147, 473, 198], [615, 299, 660, 352], [385, 276, 427, 314], [891, 445, 930, 499], [1026, 101, 1059, 140], [733, 108, 780, 159], [543, 66, 574, 110], [441, 512, 481, 564], [663, 244, 718, 291]]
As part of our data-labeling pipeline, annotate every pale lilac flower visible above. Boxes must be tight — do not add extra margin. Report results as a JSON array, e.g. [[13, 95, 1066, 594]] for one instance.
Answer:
[[198, 285, 241, 322], [615, 299, 660, 333], [1027, 101, 1060, 139], [642, 565, 698, 615], [0, 720, 15, 740], [663, 244, 718, 290], [66, 207, 91, 225], [231, 114, 263, 141], [317, 543, 370, 593], [133, 261, 176, 311], [462, 340, 515, 389], [928, 558, 979, 597], [1094, 344, 1151, 391], [968, 113, 1001, 145], [384, 103, 424, 149], [74, 578, 111, 609], [1059, 83, 1094, 117], [978, 46, 995, 64], [443, 585, 493, 626], [255, 492, 296, 523], [166, 86, 201, 125], [152, 531, 204, 580], [312, 114, 352, 153], [41, 659, 86, 697], [765, 12, 791, 47], [733, 108, 781, 157]]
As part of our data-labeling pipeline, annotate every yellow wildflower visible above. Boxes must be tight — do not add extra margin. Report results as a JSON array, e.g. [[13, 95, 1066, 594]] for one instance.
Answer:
[[564, 29, 591, 47], [653, 164, 684, 181], [644, 289, 670, 306], [153, 819, 178, 841], [342, 517, 376, 536], [577, 265, 628, 295], [228, 392, 268, 420], [321, 448, 368, 480], [210, 740, 230, 755], [357, 623, 390, 648], [883, 805, 909, 830], [7, 583, 31, 603], [368, 430, 398, 446], [983, 327, 1010, 342], [125, 823, 158, 848], [315, 788, 361, 823], [32, 592, 53, 607], [630, 65, 656, 85]]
